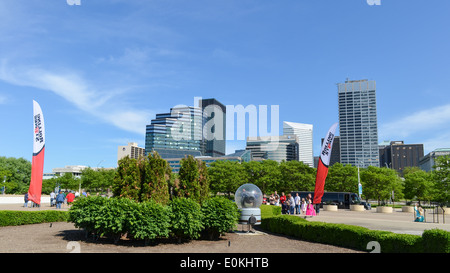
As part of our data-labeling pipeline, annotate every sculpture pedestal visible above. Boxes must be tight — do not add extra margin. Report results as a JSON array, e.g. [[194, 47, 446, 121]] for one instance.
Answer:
[[238, 208, 261, 225]]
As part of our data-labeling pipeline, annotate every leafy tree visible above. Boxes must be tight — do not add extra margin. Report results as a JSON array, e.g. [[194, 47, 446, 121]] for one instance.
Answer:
[[244, 160, 281, 194], [139, 152, 171, 205], [403, 167, 433, 205], [432, 155, 450, 205], [0, 157, 32, 194], [279, 160, 315, 192], [198, 160, 210, 202], [113, 152, 172, 204], [113, 156, 141, 201], [176, 155, 209, 203], [360, 166, 403, 205], [57, 172, 80, 191], [42, 177, 58, 194], [208, 160, 245, 197], [81, 167, 116, 193], [325, 163, 358, 193]]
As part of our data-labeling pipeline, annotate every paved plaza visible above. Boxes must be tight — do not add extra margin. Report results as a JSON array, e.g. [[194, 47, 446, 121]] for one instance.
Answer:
[[302, 207, 450, 235]]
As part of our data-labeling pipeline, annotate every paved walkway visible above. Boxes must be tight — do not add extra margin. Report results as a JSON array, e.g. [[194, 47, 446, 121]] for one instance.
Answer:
[[0, 203, 69, 211], [300, 208, 450, 235]]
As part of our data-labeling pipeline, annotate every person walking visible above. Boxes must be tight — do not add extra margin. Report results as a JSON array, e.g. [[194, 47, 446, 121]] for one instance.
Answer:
[[23, 193, 29, 208], [280, 192, 287, 214], [56, 191, 66, 209], [294, 193, 301, 215], [50, 191, 56, 207], [66, 191, 75, 207], [288, 194, 295, 215]]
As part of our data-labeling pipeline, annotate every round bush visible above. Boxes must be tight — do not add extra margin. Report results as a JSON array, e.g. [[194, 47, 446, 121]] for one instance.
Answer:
[[126, 200, 171, 243], [169, 198, 204, 242], [201, 197, 239, 240]]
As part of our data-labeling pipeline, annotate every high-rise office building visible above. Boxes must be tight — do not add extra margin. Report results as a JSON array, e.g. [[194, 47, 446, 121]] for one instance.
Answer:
[[338, 79, 379, 168], [283, 121, 314, 167], [145, 98, 227, 159], [145, 105, 205, 159], [199, 98, 226, 157], [246, 135, 299, 162]]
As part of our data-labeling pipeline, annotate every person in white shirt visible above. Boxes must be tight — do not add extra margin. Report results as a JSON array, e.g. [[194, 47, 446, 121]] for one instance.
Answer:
[[294, 193, 301, 215], [50, 191, 56, 207]]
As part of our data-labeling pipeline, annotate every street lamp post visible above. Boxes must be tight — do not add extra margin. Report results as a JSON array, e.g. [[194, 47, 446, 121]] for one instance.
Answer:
[[357, 161, 363, 199], [2, 175, 6, 195]]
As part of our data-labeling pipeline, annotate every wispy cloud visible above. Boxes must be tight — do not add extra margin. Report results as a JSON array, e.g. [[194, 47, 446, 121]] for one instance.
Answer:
[[379, 104, 450, 152], [380, 104, 450, 138], [0, 60, 153, 135]]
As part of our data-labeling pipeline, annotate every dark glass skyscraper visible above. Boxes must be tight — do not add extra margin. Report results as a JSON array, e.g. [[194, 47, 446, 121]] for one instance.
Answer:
[[199, 98, 226, 157], [338, 79, 379, 168]]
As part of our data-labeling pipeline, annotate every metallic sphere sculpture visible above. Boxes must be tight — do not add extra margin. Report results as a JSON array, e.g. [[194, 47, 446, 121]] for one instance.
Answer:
[[235, 183, 262, 227], [235, 183, 263, 209]]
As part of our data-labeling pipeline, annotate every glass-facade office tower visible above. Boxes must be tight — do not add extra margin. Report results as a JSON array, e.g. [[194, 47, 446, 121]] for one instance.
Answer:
[[145, 106, 205, 159], [145, 98, 226, 159], [338, 79, 379, 168], [199, 98, 226, 157], [283, 121, 314, 167]]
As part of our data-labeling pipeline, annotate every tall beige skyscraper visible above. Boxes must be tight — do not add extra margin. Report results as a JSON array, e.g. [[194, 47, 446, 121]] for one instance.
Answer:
[[338, 79, 379, 168]]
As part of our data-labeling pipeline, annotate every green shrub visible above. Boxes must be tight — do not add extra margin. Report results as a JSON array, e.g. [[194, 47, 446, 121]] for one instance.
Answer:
[[126, 200, 171, 243], [260, 205, 281, 218], [169, 198, 204, 242], [422, 229, 450, 253], [0, 210, 69, 226], [69, 196, 108, 235], [93, 197, 132, 243], [201, 197, 239, 240]]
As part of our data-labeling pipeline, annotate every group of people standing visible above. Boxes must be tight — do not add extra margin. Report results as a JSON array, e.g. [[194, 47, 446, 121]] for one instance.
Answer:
[[267, 191, 317, 216]]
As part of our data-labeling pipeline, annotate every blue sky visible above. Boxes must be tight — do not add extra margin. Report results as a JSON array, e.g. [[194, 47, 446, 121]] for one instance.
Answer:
[[1, 0, 450, 173]]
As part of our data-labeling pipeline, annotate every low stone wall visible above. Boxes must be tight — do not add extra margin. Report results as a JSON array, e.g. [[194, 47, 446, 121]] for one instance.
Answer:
[[323, 205, 338, 211], [0, 195, 51, 204], [376, 206, 393, 213], [350, 205, 365, 211]]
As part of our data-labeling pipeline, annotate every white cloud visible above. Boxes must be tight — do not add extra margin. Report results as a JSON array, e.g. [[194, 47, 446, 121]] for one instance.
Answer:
[[379, 103, 450, 153], [0, 60, 153, 135], [380, 104, 450, 139]]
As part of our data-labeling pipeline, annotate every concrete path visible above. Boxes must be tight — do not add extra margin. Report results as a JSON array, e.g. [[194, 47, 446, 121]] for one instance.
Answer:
[[299, 208, 450, 235]]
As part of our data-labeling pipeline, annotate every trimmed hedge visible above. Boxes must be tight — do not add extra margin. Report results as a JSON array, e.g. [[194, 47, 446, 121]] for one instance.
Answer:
[[260, 213, 450, 253], [0, 210, 69, 226], [422, 228, 450, 253], [261, 204, 282, 218]]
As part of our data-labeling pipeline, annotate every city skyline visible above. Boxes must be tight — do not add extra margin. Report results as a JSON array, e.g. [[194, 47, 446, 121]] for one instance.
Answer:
[[1, 1, 450, 173]]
